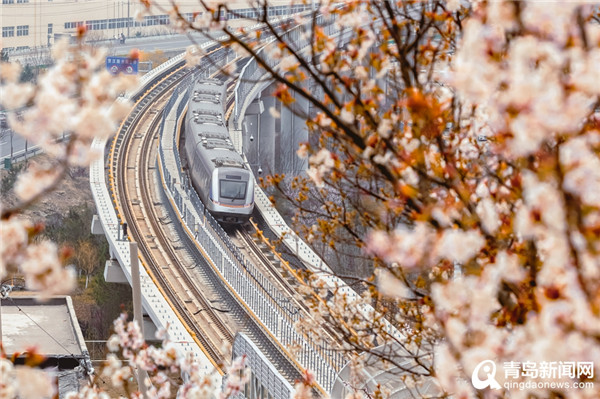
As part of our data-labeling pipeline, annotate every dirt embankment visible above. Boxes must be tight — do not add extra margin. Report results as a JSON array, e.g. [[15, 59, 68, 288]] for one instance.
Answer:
[[1, 154, 93, 220], [1, 154, 133, 354]]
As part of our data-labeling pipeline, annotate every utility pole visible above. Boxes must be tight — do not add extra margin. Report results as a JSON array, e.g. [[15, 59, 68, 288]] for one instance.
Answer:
[[130, 242, 148, 398]]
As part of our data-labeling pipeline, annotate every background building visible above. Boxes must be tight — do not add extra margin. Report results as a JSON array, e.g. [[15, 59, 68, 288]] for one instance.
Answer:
[[1, 0, 310, 52]]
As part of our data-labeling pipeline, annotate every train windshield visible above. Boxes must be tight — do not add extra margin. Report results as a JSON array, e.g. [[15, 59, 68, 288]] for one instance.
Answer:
[[219, 180, 247, 200]]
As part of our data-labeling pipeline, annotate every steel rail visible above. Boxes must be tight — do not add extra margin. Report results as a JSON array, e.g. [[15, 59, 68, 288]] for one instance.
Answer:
[[110, 60, 234, 370]]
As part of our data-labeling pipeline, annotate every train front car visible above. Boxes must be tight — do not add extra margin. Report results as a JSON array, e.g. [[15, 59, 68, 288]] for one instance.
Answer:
[[184, 78, 254, 224], [208, 160, 254, 224]]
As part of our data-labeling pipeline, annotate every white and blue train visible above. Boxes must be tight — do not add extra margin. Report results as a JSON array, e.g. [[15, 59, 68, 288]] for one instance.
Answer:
[[184, 78, 254, 224]]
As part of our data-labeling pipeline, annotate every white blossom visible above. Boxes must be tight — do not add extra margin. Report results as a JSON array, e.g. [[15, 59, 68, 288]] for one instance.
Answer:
[[476, 197, 500, 234], [307, 148, 336, 187], [14, 163, 61, 202], [20, 241, 76, 297], [279, 55, 299, 72], [435, 228, 485, 264], [340, 108, 354, 124], [268, 106, 280, 119], [15, 366, 55, 399], [0, 62, 22, 83], [0, 359, 17, 399], [376, 268, 410, 299]]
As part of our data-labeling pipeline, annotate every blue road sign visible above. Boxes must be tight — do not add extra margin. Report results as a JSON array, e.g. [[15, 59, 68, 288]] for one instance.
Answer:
[[106, 56, 139, 75]]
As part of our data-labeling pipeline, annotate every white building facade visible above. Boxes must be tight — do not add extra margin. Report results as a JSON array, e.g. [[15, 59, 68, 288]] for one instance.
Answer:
[[1, 0, 309, 52]]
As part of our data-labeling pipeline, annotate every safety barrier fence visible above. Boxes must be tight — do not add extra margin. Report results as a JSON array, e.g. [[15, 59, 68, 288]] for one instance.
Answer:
[[89, 49, 216, 374], [230, 333, 294, 399], [89, 37, 245, 382], [157, 72, 345, 392], [231, 8, 408, 387]]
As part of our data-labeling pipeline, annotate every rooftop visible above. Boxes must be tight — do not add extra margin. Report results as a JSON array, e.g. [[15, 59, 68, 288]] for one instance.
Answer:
[[1, 296, 89, 369]]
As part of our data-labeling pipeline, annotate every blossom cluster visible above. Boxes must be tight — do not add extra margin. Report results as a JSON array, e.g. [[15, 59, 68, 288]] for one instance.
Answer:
[[423, 2, 600, 397], [62, 314, 222, 399], [222, 0, 600, 398], [0, 36, 137, 297], [5, 0, 600, 398]]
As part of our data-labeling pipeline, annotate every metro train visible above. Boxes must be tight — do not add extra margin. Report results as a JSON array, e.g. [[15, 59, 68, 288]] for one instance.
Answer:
[[184, 78, 254, 224]]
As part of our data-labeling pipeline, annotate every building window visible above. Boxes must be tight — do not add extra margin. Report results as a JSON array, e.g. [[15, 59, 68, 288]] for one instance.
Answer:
[[64, 22, 83, 29], [48, 23, 53, 34], [2, 27, 14, 37], [17, 25, 29, 37], [2, 0, 15, 4], [85, 20, 106, 31], [17, 0, 29, 3]]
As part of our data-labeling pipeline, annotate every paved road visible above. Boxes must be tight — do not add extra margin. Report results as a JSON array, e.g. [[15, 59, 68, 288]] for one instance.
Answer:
[[2, 32, 217, 163], [8, 32, 219, 64], [0, 130, 27, 160], [106, 31, 216, 55]]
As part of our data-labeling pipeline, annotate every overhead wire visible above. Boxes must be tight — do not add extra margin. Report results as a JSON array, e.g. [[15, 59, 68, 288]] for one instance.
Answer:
[[5, 296, 95, 380]]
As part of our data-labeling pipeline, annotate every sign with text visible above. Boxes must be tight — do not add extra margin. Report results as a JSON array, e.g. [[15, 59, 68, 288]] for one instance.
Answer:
[[106, 56, 138, 75]]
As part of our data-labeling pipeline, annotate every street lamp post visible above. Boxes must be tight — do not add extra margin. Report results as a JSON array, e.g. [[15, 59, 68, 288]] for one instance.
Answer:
[[127, 0, 130, 38]]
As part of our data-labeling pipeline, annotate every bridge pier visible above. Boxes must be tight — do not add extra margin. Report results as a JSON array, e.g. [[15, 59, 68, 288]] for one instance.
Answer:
[[93, 214, 162, 343], [103, 259, 128, 284]]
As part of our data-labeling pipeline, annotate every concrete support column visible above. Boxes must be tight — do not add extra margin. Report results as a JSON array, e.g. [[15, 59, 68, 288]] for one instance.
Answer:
[[278, 89, 309, 175], [242, 86, 310, 178], [130, 242, 148, 398]]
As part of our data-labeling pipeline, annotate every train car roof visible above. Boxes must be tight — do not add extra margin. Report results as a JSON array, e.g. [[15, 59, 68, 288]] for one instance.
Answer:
[[196, 143, 247, 170], [190, 88, 222, 105], [189, 123, 230, 138], [188, 78, 225, 106], [187, 78, 245, 171], [188, 107, 224, 125], [195, 78, 223, 87]]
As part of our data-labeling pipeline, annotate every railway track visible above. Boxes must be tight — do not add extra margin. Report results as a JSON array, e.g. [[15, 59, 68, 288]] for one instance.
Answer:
[[110, 60, 235, 369], [232, 224, 347, 371], [107, 41, 344, 392]]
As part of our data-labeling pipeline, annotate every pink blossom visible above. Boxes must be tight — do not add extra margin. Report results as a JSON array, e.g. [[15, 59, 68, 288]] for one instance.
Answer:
[[219, 355, 250, 399], [436, 229, 485, 264], [15, 366, 56, 399], [0, 62, 22, 83], [376, 268, 410, 299], [280, 55, 299, 72], [268, 106, 281, 119], [560, 133, 600, 208], [476, 197, 500, 234], [1, 82, 35, 109], [307, 148, 336, 187], [20, 240, 76, 297], [14, 163, 61, 202], [446, 0, 462, 13], [365, 224, 433, 268], [340, 108, 355, 124], [0, 358, 17, 399], [0, 217, 31, 278]]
